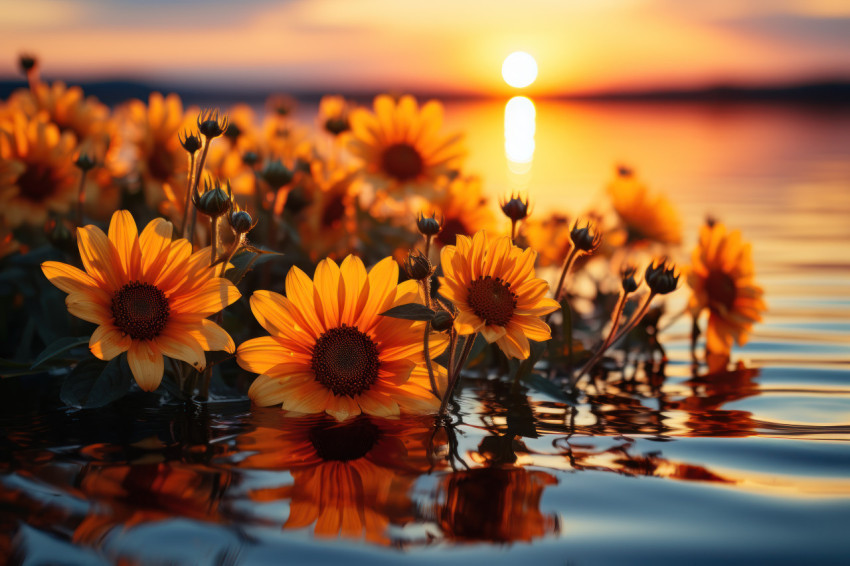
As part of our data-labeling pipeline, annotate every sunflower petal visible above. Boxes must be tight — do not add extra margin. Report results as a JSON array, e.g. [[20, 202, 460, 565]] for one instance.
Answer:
[[107, 210, 140, 281], [89, 325, 131, 360], [127, 340, 164, 392]]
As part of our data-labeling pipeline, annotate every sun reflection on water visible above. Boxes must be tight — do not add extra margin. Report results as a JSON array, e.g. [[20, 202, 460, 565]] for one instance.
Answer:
[[504, 96, 536, 187]]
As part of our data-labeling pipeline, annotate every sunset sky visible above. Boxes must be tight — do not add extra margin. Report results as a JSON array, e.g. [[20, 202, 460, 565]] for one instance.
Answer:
[[1, 0, 849, 96]]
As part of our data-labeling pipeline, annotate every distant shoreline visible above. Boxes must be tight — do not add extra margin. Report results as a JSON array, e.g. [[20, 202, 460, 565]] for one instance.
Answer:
[[2, 78, 848, 106]]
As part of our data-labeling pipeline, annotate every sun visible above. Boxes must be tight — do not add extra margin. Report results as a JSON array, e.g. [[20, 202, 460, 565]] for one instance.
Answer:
[[502, 52, 538, 89]]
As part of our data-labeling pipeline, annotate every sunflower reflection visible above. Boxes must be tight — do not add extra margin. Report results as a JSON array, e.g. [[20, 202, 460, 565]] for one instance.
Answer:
[[237, 411, 434, 544]]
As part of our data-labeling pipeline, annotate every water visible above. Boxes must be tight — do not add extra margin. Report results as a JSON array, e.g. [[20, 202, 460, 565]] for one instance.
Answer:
[[2, 100, 850, 564]]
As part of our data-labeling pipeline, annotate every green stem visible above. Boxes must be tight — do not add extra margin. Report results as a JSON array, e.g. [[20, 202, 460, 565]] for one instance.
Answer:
[[554, 247, 580, 305], [438, 332, 477, 416], [421, 277, 439, 399]]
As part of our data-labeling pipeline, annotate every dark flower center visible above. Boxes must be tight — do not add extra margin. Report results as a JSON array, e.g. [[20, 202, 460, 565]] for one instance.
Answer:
[[311, 325, 380, 397], [321, 194, 346, 227], [111, 281, 170, 340], [467, 276, 517, 327], [436, 217, 468, 248], [148, 145, 176, 182], [17, 164, 59, 202], [706, 270, 737, 312], [308, 416, 380, 462], [381, 143, 424, 182]]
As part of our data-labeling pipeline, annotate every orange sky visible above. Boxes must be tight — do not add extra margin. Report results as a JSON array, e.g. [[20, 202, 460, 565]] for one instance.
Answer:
[[2, 0, 849, 95]]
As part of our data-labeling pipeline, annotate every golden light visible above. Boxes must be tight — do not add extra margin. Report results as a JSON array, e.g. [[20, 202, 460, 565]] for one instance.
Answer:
[[504, 96, 536, 179], [502, 51, 538, 89]]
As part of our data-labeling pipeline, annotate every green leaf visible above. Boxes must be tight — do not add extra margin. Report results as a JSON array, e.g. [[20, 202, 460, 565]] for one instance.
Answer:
[[1, 357, 53, 378], [60, 355, 134, 409], [523, 372, 575, 405], [225, 247, 285, 285], [380, 303, 435, 321], [31, 336, 91, 369]]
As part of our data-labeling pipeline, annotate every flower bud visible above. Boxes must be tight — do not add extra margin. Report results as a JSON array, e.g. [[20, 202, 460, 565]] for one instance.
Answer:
[[230, 210, 254, 234], [260, 159, 293, 190], [500, 193, 530, 222], [570, 220, 602, 253], [74, 153, 96, 172], [242, 151, 259, 167], [197, 109, 228, 140], [621, 264, 639, 294], [403, 249, 433, 281], [224, 122, 241, 142], [19, 54, 37, 74], [645, 259, 679, 295], [179, 130, 202, 154], [193, 179, 232, 218], [431, 310, 454, 332], [416, 212, 442, 237]]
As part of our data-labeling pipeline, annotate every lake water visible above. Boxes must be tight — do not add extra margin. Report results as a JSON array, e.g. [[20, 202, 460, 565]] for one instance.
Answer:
[[2, 99, 850, 565]]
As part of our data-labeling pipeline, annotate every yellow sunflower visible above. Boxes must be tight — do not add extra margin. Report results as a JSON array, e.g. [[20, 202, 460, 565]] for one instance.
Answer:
[[41, 210, 240, 391], [438, 231, 560, 359], [318, 95, 352, 136], [432, 175, 497, 249], [607, 167, 682, 246], [345, 94, 465, 198], [5, 81, 110, 146], [238, 255, 448, 420], [0, 114, 78, 227], [687, 221, 766, 356], [238, 411, 433, 543]]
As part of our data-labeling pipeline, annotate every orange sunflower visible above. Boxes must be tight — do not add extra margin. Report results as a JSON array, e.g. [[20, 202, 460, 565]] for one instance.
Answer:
[[432, 175, 497, 250], [346, 94, 465, 199], [607, 167, 682, 247], [238, 411, 434, 543], [41, 210, 240, 390], [0, 114, 78, 227], [439, 230, 560, 359], [237, 255, 448, 420], [687, 221, 766, 356]]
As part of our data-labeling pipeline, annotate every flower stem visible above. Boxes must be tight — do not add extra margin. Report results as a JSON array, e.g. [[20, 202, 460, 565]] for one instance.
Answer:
[[218, 233, 243, 278], [421, 277, 439, 399], [575, 291, 656, 380], [554, 247, 580, 304], [210, 216, 219, 267], [439, 332, 477, 416], [75, 169, 89, 228], [180, 152, 196, 239]]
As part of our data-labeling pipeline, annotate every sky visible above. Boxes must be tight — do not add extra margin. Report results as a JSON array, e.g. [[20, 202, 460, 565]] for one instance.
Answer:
[[1, 0, 849, 96]]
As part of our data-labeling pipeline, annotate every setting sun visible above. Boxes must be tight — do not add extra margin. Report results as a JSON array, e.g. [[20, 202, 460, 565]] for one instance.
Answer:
[[502, 51, 538, 88]]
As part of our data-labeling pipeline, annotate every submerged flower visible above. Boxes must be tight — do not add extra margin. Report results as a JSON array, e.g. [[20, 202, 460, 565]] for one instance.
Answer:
[[607, 167, 682, 246], [346, 94, 465, 198], [41, 211, 240, 390], [0, 114, 78, 227], [688, 221, 766, 355], [237, 255, 448, 420], [438, 231, 560, 359]]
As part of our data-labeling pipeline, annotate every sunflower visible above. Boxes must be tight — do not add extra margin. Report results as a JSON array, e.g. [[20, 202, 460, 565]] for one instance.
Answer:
[[4, 80, 110, 146], [41, 210, 240, 391], [433, 466, 559, 543], [345, 94, 465, 199], [121, 92, 196, 210], [0, 114, 78, 227], [687, 221, 766, 356], [318, 95, 352, 136], [438, 231, 560, 359], [237, 411, 433, 543], [432, 175, 497, 249], [521, 212, 573, 267], [237, 255, 448, 420], [607, 167, 682, 246]]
